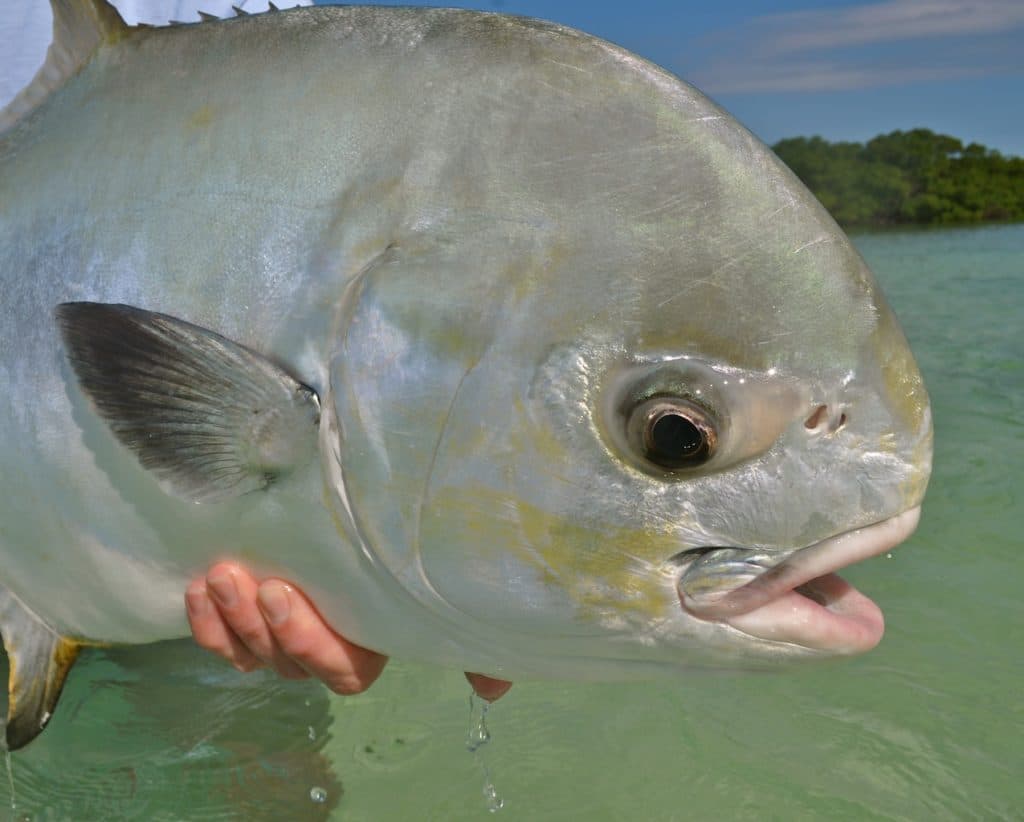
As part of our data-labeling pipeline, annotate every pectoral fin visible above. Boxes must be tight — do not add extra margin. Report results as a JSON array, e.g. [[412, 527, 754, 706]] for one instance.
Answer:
[[56, 302, 321, 504], [0, 588, 81, 750]]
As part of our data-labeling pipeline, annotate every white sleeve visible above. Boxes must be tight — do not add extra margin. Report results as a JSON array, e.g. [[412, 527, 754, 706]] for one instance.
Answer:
[[0, 4, 51, 114], [113, 0, 313, 26], [0, 1, 314, 112]]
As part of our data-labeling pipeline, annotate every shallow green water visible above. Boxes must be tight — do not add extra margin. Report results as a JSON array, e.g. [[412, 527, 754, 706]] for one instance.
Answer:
[[2, 225, 1021, 820]]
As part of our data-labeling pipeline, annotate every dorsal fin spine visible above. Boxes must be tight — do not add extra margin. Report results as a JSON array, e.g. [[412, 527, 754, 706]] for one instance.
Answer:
[[0, 1, 130, 134]]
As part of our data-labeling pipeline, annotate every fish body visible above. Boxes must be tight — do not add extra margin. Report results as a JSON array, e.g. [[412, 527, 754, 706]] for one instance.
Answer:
[[0, 1, 931, 748]]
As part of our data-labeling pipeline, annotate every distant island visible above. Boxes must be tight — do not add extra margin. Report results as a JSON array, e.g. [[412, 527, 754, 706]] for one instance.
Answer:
[[771, 129, 1024, 228]]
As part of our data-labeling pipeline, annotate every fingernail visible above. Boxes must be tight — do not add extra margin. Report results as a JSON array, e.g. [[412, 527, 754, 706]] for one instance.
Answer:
[[207, 572, 238, 608], [185, 582, 212, 617], [258, 582, 291, 626]]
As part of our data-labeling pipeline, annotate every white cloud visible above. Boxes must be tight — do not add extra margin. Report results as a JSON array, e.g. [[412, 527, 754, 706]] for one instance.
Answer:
[[762, 0, 1024, 53], [703, 62, 992, 94], [688, 0, 1024, 93]]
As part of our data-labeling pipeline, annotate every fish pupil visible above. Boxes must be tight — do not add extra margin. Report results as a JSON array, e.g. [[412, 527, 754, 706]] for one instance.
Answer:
[[650, 413, 702, 461]]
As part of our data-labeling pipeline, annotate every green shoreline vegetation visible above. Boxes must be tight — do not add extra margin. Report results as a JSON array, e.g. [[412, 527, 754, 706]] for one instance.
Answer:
[[771, 129, 1024, 228]]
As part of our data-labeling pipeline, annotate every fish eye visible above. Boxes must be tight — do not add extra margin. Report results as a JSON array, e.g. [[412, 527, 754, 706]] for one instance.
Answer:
[[628, 397, 717, 471]]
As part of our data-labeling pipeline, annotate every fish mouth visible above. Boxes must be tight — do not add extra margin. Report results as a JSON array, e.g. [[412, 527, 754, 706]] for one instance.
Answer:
[[674, 506, 921, 654]]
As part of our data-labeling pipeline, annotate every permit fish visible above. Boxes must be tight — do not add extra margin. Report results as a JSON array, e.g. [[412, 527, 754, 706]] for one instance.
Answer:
[[0, 0, 932, 750]]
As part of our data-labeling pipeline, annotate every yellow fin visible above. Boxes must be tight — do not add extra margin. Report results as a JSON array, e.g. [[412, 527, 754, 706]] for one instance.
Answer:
[[0, 587, 82, 750], [0, 0, 129, 133]]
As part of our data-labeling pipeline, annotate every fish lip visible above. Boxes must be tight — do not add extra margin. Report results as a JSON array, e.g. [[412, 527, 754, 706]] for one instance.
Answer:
[[676, 505, 922, 621]]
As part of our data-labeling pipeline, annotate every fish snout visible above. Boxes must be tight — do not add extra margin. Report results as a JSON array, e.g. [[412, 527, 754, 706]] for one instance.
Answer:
[[673, 507, 922, 654]]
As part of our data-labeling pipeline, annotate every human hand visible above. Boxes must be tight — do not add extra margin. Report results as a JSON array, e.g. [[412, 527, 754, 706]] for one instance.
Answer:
[[185, 563, 512, 701]]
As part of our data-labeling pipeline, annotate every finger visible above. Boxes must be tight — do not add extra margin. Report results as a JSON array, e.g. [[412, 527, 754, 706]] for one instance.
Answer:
[[465, 673, 512, 701], [185, 579, 264, 673], [205, 563, 309, 680], [257, 579, 389, 695]]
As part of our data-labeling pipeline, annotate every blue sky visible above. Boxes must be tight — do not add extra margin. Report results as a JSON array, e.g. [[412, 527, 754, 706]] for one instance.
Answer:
[[315, 0, 1024, 156]]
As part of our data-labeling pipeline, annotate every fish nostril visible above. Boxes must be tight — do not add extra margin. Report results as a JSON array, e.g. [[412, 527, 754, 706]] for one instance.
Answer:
[[804, 405, 828, 431], [804, 405, 847, 434]]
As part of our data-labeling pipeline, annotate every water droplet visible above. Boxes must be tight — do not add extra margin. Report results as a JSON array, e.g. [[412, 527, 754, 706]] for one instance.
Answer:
[[466, 694, 492, 753], [309, 786, 327, 804], [466, 692, 504, 812], [886, 552, 893, 559], [467, 721, 491, 752], [307, 725, 317, 742], [483, 780, 504, 813], [5, 749, 16, 811]]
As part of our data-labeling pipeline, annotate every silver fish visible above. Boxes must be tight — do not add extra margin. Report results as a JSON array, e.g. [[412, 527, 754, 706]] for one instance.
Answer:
[[0, 0, 932, 749]]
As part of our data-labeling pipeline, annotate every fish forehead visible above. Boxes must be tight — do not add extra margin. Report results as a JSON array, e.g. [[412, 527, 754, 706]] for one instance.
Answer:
[[364, 10, 886, 377], [488, 94, 879, 376]]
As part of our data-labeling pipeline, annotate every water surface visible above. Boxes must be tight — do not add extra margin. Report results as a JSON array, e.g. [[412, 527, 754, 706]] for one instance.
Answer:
[[3, 224, 1021, 820]]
